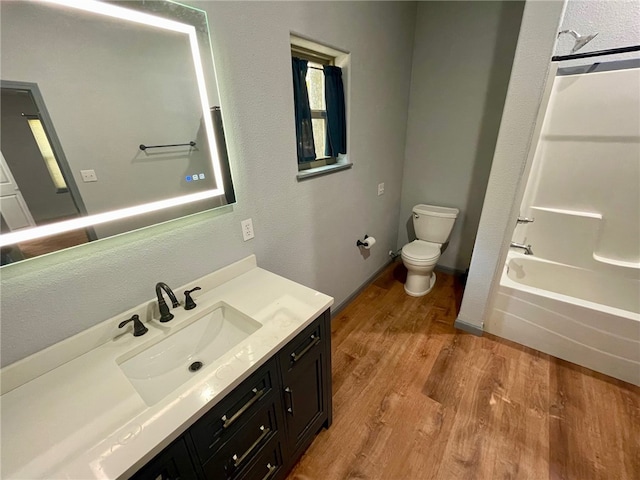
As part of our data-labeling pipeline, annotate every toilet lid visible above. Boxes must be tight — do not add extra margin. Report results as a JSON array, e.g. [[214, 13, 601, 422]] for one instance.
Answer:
[[402, 240, 440, 262]]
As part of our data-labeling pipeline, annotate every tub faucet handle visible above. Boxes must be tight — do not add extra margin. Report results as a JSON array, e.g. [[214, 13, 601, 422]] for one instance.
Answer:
[[510, 242, 533, 255], [517, 217, 534, 224]]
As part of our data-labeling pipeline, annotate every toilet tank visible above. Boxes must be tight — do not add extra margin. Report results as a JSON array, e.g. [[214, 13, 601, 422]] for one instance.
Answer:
[[412, 204, 459, 244]]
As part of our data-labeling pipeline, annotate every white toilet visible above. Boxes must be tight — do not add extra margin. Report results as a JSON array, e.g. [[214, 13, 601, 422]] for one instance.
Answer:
[[401, 204, 459, 297]]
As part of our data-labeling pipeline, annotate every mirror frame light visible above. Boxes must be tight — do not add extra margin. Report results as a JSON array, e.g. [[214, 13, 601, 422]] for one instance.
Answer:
[[0, 0, 224, 248]]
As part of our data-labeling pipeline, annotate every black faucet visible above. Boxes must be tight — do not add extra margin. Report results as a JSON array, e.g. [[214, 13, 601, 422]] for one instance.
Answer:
[[156, 282, 179, 322]]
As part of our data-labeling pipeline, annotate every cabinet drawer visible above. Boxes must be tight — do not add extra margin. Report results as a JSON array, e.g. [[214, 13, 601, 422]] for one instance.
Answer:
[[238, 435, 284, 480], [201, 401, 280, 480], [278, 320, 322, 377], [191, 359, 277, 463]]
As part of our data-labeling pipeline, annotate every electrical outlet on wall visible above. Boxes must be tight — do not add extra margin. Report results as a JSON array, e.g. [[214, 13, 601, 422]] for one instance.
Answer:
[[241, 218, 254, 241], [377, 183, 385, 196]]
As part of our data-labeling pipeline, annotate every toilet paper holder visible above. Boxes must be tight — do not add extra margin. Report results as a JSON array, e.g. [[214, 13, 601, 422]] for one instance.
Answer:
[[356, 235, 370, 247], [356, 235, 376, 249]]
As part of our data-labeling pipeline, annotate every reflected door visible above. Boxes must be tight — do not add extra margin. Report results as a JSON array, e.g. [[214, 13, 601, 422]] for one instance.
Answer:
[[0, 151, 36, 231]]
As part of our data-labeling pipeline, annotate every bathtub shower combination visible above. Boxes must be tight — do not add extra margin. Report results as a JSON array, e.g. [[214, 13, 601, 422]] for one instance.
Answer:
[[487, 62, 640, 386]]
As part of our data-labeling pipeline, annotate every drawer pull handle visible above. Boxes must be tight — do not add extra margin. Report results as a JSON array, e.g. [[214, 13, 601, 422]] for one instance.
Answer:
[[221, 387, 266, 429], [231, 425, 271, 470], [261, 463, 278, 480], [291, 334, 321, 363], [284, 386, 294, 415]]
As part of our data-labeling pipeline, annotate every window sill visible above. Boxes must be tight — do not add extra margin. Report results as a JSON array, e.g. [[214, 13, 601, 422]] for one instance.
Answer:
[[296, 162, 352, 181]]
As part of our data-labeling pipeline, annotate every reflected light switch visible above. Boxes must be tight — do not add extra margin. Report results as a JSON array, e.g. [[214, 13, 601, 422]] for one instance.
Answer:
[[80, 169, 98, 182]]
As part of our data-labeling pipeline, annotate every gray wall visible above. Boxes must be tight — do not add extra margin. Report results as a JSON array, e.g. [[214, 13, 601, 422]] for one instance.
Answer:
[[0, 1, 416, 367], [397, 1, 524, 272]]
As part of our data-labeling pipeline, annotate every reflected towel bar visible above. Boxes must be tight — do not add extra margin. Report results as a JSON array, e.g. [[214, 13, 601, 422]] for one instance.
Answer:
[[139, 141, 196, 151]]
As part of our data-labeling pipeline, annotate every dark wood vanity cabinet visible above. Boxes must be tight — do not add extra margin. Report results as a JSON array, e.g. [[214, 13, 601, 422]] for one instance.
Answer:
[[131, 309, 331, 480], [130, 437, 199, 480]]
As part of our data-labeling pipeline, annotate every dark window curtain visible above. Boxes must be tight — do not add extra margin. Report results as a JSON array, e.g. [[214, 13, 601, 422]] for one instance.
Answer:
[[292, 57, 316, 163], [324, 65, 346, 157]]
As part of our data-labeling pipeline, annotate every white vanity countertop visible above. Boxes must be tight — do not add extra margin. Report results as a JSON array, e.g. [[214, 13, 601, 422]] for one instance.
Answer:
[[0, 255, 333, 479]]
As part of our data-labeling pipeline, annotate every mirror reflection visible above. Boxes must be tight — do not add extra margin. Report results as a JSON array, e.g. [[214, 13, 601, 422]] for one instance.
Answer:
[[0, 0, 235, 266]]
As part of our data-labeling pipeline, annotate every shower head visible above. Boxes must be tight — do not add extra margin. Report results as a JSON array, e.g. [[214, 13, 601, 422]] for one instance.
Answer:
[[558, 29, 599, 54]]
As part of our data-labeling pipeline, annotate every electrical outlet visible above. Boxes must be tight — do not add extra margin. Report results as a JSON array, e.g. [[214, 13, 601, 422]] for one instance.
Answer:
[[377, 183, 385, 196], [80, 169, 98, 182], [241, 218, 254, 241]]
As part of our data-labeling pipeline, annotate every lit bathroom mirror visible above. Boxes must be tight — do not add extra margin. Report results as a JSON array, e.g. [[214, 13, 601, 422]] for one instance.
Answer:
[[0, 0, 235, 265]]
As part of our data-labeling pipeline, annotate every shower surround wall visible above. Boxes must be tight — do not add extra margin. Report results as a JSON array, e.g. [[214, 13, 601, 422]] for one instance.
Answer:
[[516, 67, 640, 268], [487, 65, 640, 385]]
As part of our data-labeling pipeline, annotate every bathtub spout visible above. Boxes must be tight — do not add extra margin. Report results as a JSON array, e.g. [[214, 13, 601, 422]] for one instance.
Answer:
[[510, 242, 533, 255]]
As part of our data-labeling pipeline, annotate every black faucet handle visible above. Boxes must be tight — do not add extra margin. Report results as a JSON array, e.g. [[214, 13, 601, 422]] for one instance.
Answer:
[[184, 287, 202, 310], [118, 314, 148, 337]]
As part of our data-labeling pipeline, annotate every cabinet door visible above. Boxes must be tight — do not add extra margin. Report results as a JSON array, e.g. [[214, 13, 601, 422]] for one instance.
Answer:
[[282, 350, 324, 455], [278, 312, 330, 462], [130, 438, 199, 480]]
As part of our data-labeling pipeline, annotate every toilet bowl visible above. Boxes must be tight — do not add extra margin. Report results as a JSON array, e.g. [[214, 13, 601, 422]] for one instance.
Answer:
[[401, 240, 440, 296], [401, 204, 459, 297]]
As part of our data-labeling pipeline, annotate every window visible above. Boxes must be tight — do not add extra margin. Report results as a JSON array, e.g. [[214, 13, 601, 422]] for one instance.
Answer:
[[291, 37, 349, 179], [292, 46, 332, 168]]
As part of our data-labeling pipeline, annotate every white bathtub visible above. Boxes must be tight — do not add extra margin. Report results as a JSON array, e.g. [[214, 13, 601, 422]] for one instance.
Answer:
[[486, 253, 640, 385]]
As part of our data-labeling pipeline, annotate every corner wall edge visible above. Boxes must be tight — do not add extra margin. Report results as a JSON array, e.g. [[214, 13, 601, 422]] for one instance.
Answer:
[[454, 317, 484, 336]]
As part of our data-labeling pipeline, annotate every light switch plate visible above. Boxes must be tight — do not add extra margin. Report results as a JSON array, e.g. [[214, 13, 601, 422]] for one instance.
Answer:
[[241, 219, 254, 241], [80, 169, 98, 182], [377, 183, 384, 196]]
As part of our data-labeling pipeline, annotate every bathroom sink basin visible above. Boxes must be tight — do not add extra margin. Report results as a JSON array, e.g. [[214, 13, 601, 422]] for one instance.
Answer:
[[117, 303, 261, 406]]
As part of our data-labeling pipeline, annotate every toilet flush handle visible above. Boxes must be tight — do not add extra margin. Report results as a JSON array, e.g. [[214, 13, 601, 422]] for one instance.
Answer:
[[414, 213, 419, 219]]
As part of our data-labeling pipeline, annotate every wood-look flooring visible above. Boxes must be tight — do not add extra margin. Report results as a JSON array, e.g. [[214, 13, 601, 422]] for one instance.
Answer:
[[18, 228, 90, 258], [287, 262, 639, 480]]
